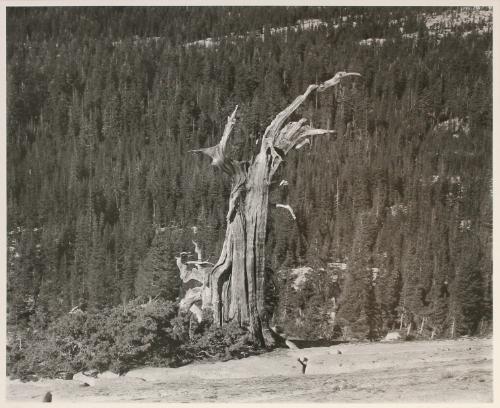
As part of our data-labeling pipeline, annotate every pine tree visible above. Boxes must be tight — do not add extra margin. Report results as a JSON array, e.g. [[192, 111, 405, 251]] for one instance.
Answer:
[[338, 211, 381, 338], [452, 232, 484, 336], [134, 230, 181, 301]]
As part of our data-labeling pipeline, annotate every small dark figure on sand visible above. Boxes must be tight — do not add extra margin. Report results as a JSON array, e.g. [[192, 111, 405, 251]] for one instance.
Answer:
[[297, 357, 308, 374]]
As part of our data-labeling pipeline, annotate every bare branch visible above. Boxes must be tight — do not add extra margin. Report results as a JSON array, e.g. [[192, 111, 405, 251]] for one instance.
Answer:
[[192, 240, 202, 261], [317, 72, 361, 92], [69, 306, 81, 314], [276, 203, 297, 220], [295, 139, 311, 150], [176, 255, 205, 284], [186, 261, 214, 267], [262, 85, 318, 145], [190, 105, 239, 174], [275, 120, 335, 155], [176, 256, 189, 280], [262, 71, 360, 148], [220, 105, 239, 155]]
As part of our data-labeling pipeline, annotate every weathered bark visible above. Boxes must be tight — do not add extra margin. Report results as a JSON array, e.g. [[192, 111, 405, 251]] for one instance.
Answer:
[[190, 72, 360, 346]]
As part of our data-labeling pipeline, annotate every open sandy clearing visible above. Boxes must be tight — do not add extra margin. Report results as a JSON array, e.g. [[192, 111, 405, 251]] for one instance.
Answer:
[[7, 337, 492, 403]]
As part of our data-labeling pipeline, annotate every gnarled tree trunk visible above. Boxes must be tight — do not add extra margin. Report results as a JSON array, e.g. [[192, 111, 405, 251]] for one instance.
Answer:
[[190, 72, 360, 347]]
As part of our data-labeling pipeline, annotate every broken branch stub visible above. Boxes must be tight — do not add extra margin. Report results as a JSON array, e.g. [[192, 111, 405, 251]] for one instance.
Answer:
[[189, 105, 239, 175]]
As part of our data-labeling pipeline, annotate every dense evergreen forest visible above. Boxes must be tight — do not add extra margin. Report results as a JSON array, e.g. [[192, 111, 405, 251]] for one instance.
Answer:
[[7, 6, 492, 371]]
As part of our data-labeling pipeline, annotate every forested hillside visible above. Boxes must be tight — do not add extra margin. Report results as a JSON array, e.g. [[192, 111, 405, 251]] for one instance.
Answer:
[[7, 6, 492, 347]]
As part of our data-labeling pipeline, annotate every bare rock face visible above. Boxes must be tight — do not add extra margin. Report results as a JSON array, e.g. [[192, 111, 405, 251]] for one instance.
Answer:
[[56, 372, 73, 380], [273, 264, 343, 338], [383, 331, 402, 342], [99, 371, 120, 379]]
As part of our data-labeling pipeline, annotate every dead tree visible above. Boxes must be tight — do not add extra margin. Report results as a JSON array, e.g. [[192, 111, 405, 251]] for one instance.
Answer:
[[187, 72, 360, 347]]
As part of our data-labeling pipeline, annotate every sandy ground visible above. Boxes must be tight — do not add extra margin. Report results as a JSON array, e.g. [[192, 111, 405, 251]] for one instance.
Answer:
[[6, 337, 492, 403]]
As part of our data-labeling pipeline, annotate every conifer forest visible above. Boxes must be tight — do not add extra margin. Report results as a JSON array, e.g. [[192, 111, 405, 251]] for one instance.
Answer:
[[6, 6, 493, 378]]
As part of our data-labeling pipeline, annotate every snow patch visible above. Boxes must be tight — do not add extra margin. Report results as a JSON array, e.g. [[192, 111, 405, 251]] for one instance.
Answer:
[[403, 32, 419, 40], [401, 8, 491, 42], [383, 331, 401, 341], [390, 204, 408, 217], [185, 18, 327, 49], [359, 38, 386, 46], [185, 37, 218, 48], [434, 117, 470, 135], [327, 262, 347, 271], [459, 219, 472, 231], [425, 8, 492, 31], [297, 19, 325, 31]]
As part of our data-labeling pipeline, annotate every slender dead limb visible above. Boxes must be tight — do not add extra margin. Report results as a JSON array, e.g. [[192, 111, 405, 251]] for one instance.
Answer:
[[295, 138, 311, 150], [276, 203, 297, 220], [190, 106, 240, 175], [317, 72, 362, 93], [419, 317, 426, 335], [262, 85, 319, 144]]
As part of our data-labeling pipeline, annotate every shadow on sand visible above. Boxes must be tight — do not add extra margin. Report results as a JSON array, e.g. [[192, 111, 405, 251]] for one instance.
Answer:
[[288, 339, 349, 349]]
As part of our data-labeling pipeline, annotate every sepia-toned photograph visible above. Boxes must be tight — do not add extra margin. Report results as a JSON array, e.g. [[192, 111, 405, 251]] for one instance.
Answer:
[[3, 1, 494, 404]]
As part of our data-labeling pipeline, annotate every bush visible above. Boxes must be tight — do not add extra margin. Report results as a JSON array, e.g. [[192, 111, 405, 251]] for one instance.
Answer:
[[99, 299, 179, 373], [7, 299, 181, 379], [178, 320, 259, 362], [7, 300, 262, 380]]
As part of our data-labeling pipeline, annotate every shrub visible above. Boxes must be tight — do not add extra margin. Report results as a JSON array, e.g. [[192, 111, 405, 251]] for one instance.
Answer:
[[100, 299, 179, 373], [7, 299, 181, 379], [179, 320, 259, 362], [7, 299, 262, 380]]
